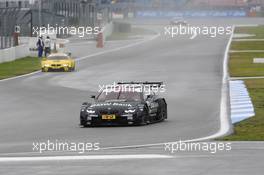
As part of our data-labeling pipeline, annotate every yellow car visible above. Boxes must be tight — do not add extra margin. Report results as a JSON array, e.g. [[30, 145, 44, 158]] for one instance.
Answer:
[[41, 53, 75, 72]]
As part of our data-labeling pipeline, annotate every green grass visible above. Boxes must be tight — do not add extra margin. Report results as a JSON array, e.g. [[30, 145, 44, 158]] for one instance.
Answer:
[[221, 79, 264, 141], [231, 41, 264, 50], [256, 12, 264, 17], [0, 56, 41, 80], [235, 26, 264, 39], [229, 27, 264, 77], [106, 27, 157, 41], [229, 52, 264, 77]]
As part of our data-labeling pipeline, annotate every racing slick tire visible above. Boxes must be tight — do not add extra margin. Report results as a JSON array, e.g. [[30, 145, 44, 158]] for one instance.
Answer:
[[64, 67, 70, 72], [80, 120, 87, 127], [80, 116, 93, 127], [156, 99, 167, 121], [80, 115, 88, 127], [71, 66, 75, 72], [42, 67, 49, 72]]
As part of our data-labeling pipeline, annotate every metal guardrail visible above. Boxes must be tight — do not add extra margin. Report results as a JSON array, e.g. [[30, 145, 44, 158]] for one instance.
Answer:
[[0, 8, 20, 49]]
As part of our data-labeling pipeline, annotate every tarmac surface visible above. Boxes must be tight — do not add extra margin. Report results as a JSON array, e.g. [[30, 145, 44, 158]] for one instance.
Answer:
[[0, 18, 263, 174]]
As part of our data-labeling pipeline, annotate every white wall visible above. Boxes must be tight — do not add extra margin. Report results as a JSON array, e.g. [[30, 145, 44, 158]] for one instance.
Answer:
[[0, 44, 30, 63], [0, 34, 69, 63]]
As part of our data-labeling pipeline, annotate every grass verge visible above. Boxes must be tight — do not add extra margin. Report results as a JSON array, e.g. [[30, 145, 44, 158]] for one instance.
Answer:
[[0, 56, 40, 80], [221, 79, 264, 141], [231, 41, 264, 50], [235, 26, 264, 39], [220, 26, 264, 141], [229, 52, 264, 77]]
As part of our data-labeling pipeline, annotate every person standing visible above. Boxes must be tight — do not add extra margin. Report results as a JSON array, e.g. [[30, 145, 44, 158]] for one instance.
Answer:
[[37, 36, 44, 58], [44, 36, 51, 57]]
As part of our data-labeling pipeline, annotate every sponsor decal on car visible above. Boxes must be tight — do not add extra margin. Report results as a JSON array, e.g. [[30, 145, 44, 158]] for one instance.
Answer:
[[90, 103, 132, 108]]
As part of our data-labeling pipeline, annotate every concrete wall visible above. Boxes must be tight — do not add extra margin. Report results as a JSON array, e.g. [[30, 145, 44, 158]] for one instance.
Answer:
[[0, 44, 30, 63], [0, 25, 103, 63]]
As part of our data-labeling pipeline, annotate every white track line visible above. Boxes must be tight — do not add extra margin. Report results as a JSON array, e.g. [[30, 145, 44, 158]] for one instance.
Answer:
[[76, 34, 160, 62], [102, 26, 235, 148], [230, 50, 264, 53], [60, 26, 236, 151], [0, 70, 41, 83], [0, 33, 160, 83], [235, 24, 260, 27], [0, 27, 234, 159], [230, 76, 264, 80], [233, 39, 264, 41], [0, 154, 172, 162]]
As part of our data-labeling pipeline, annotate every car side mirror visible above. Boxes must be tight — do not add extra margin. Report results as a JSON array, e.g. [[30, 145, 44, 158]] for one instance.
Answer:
[[90, 95, 96, 99], [147, 95, 153, 99], [67, 52, 72, 57]]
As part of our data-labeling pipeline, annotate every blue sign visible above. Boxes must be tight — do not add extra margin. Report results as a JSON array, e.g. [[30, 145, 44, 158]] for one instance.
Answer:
[[136, 10, 247, 18]]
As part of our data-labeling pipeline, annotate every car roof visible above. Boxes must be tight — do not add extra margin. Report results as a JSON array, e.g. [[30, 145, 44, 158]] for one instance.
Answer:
[[103, 85, 143, 92]]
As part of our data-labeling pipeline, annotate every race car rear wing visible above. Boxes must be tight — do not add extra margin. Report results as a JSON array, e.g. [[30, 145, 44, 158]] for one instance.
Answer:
[[117, 81, 163, 87]]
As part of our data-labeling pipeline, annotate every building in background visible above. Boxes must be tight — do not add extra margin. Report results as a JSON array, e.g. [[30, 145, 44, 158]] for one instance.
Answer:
[[188, 0, 264, 9], [0, 0, 112, 49], [1, 0, 112, 37], [0, 0, 31, 8]]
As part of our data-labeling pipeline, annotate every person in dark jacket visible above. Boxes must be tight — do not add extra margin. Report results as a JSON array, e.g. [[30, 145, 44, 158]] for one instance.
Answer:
[[37, 36, 44, 58]]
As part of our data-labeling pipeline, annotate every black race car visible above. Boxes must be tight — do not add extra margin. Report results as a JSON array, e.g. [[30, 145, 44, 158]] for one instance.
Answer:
[[80, 82, 167, 127]]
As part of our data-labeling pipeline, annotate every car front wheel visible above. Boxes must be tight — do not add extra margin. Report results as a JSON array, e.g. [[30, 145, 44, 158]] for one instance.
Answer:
[[156, 99, 167, 121], [42, 67, 49, 72]]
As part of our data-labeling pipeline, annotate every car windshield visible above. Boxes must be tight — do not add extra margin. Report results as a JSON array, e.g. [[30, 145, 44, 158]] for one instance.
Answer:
[[47, 55, 69, 60], [97, 90, 142, 102]]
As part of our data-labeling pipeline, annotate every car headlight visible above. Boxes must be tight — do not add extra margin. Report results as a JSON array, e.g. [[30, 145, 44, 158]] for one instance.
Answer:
[[124, 109, 136, 113], [86, 109, 96, 114], [138, 104, 144, 111], [63, 64, 68, 67], [44, 64, 50, 67]]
